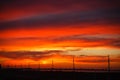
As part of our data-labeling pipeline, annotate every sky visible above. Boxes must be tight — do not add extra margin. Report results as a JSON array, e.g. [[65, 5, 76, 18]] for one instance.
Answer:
[[0, 0, 120, 70]]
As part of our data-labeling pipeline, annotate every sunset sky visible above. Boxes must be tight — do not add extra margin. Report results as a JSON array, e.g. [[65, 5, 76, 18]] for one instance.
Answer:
[[0, 0, 120, 70]]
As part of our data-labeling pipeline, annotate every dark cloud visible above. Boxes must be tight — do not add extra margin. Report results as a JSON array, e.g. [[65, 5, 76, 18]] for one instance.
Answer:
[[109, 40, 120, 48], [51, 34, 119, 42], [0, 34, 120, 48], [76, 59, 107, 63], [76, 56, 120, 63], [0, 9, 120, 31], [51, 34, 120, 47], [1, 0, 119, 11], [0, 50, 119, 63], [0, 50, 64, 59]]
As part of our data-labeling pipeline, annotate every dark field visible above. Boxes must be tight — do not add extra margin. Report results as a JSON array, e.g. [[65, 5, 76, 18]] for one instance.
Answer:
[[1, 69, 120, 80]]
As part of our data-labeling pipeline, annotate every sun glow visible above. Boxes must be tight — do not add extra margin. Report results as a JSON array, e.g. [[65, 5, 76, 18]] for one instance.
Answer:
[[42, 61, 48, 64]]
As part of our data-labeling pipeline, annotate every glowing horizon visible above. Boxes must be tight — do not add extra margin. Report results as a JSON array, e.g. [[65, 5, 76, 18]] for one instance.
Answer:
[[0, 0, 120, 70]]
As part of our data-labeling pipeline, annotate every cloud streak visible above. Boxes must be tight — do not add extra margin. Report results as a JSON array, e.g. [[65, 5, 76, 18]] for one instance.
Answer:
[[0, 50, 64, 59], [0, 9, 120, 31], [0, 51, 120, 64], [1, 34, 120, 49]]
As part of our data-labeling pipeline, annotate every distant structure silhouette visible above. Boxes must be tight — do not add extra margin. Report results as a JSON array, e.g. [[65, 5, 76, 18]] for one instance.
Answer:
[[38, 62, 41, 70], [73, 56, 75, 72], [28, 62, 30, 68], [0, 64, 1, 69], [51, 59, 54, 71], [1, 55, 114, 72], [108, 55, 110, 72]]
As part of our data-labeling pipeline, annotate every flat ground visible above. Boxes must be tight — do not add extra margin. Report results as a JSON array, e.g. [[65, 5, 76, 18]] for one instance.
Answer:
[[1, 69, 120, 80]]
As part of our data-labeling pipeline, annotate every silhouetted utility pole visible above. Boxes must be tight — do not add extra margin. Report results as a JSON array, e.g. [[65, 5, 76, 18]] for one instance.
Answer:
[[14, 64, 16, 68], [0, 64, 1, 69], [38, 62, 41, 70], [73, 55, 75, 72], [51, 59, 54, 71], [20, 64, 23, 68], [28, 62, 30, 68], [108, 55, 110, 72]]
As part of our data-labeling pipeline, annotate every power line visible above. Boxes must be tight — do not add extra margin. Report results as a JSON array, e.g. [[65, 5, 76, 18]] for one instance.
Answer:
[[51, 59, 54, 71], [108, 55, 110, 72], [73, 55, 75, 72], [38, 62, 41, 70]]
